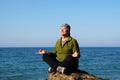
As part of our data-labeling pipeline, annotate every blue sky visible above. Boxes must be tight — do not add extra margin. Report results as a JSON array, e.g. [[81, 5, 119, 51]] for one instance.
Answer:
[[0, 0, 120, 47]]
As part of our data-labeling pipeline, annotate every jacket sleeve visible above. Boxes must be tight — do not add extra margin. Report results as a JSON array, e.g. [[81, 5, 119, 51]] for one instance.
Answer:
[[47, 40, 58, 55], [72, 39, 80, 58]]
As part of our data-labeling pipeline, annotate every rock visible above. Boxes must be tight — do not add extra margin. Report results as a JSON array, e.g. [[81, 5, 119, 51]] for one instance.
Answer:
[[46, 70, 109, 80]]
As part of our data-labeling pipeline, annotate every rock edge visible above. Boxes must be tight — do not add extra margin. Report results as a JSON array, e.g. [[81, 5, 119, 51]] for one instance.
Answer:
[[46, 70, 109, 80]]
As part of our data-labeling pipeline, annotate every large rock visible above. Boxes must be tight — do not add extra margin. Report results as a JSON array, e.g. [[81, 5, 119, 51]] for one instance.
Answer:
[[47, 70, 109, 80]]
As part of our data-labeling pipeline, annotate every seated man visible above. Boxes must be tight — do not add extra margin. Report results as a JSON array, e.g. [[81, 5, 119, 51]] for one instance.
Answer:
[[37, 24, 80, 74]]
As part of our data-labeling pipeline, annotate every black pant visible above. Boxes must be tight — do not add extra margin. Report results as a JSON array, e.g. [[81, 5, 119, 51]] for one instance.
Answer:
[[42, 54, 79, 72]]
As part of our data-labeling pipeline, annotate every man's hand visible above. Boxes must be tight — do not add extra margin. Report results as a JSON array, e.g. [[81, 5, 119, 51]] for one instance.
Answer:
[[72, 51, 79, 57], [36, 49, 46, 54]]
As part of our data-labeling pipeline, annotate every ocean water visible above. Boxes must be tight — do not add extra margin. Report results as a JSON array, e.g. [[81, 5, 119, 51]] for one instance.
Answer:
[[0, 47, 120, 80]]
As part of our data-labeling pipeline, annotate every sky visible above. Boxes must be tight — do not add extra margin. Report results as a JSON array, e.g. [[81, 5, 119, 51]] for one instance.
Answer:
[[0, 0, 120, 47]]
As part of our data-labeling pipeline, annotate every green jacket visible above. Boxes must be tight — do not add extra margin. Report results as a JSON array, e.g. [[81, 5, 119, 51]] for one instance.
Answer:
[[48, 36, 80, 62]]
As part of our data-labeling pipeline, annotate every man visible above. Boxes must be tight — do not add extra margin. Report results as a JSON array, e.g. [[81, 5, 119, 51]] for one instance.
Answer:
[[37, 23, 80, 74]]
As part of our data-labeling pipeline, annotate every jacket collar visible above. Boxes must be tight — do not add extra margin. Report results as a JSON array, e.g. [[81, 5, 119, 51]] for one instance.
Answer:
[[60, 36, 72, 42]]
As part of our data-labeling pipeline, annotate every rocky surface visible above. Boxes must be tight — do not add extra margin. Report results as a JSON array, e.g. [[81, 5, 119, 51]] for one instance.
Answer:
[[46, 70, 109, 80]]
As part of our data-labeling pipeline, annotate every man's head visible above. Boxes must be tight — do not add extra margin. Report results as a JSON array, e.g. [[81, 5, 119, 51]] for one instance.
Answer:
[[60, 23, 71, 36], [61, 23, 71, 31]]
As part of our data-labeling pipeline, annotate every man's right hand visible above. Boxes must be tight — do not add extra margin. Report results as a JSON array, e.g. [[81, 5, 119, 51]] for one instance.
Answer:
[[36, 49, 46, 54]]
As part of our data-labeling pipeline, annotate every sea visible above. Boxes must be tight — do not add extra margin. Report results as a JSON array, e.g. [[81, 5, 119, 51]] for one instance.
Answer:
[[0, 47, 120, 80]]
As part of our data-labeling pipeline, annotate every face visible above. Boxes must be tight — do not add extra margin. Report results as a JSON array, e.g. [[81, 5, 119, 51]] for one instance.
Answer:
[[60, 27, 70, 36]]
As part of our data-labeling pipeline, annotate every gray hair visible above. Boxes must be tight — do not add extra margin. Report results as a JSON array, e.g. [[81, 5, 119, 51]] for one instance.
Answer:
[[60, 23, 71, 31]]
